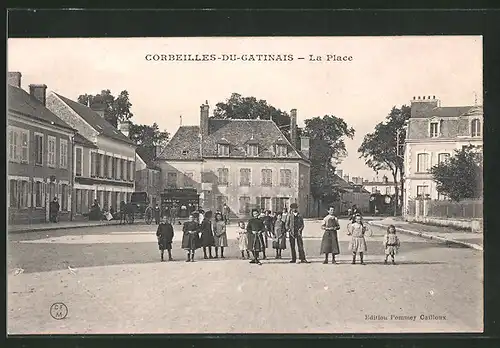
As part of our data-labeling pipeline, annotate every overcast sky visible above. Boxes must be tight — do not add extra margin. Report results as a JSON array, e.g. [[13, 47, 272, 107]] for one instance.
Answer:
[[8, 36, 482, 181]]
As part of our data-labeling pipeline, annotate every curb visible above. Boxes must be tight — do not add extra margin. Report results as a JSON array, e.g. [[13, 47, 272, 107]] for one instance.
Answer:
[[369, 222, 483, 251], [8, 221, 125, 234]]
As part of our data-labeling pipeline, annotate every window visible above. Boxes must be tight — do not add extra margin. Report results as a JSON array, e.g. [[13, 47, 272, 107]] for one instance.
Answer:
[[184, 172, 194, 188], [276, 144, 287, 157], [239, 196, 251, 214], [240, 168, 251, 186], [218, 144, 230, 156], [385, 187, 391, 195], [430, 122, 439, 138], [8, 128, 29, 163], [416, 185, 428, 197], [20, 130, 29, 163], [299, 174, 305, 188], [121, 159, 126, 180], [280, 169, 292, 187], [416, 153, 430, 172], [19, 181, 29, 208], [61, 184, 68, 211], [261, 169, 272, 186], [47, 136, 56, 167], [91, 152, 97, 177], [259, 197, 271, 211], [278, 197, 290, 212], [9, 180, 18, 208], [34, 181, 43, 207], [59, 139, 68, 168], [103, 155, 109, 178], [247, 144, 259, 156], [438, 153, 450, 164], [96, 154, 102, 177], [113, 158, 119, 179], [129, 161, 135, 181], [34, 133, 44, 165], [471, 119, 481, 137], [108, 156, 113, 178], [75, 148, 83, 175], [437, 192, 448, 201], [217, 168, 229, 186], [75, 189, 82, 214], [216, 196, 228, 212], [167, 172, 177, 188]]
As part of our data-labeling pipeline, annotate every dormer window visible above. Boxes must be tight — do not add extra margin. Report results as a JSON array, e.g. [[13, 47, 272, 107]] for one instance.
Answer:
[[429, 121, 439, 138], [471, 118, 481, 137], [217, 144, 229, 156], [276, 144, 287, 157], [247, 144, 259, 157]]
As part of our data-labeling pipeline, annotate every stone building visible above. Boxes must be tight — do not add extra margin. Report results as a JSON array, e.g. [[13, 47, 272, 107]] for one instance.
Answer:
[[46, 92, 137, 215], [8, 72, 76, 224], [156, 102, 312, 217], [135, 147, 162, 207], [402, 95, 483, 214]]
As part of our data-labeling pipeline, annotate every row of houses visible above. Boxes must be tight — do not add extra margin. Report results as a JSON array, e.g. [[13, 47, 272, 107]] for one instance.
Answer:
[[7, 71, 160, 224]]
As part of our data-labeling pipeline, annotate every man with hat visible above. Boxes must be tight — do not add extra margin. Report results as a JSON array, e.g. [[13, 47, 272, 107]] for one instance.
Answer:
[[285, 203, 310, 264]]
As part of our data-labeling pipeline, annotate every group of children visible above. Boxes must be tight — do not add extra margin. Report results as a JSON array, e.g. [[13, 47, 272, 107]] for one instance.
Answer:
[[155, 206, 401, 264]]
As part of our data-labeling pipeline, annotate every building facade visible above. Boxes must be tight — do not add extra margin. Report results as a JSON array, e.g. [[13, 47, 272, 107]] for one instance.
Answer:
[[156, 103, 312, 218], [362, 175, 397, 195], [8, 72, 76, 224], [403, 95, 483, 214], [46, 92, 137, 215]]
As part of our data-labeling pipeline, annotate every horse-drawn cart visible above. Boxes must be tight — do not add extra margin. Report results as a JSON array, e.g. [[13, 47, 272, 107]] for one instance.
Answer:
[[126, 191, 154, 224]]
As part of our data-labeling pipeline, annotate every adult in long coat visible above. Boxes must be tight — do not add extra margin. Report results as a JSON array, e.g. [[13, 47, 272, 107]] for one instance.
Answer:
[[182, 214, 200, 262], [247, 209, 265, 265], [156, 216, 174, 261], [260, 210, 273, 260], [213, 212, 228, 258], [320, 206, 341, 264], [49, 197, 60, 223], [199, 210, 215, 259], [285, 203, 310, 264]]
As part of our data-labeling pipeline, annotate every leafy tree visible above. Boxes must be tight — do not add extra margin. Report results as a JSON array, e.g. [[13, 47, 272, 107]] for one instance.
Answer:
[[129, 122, 170, 159], [77, 89, 133, 128], [430, 145, 483, 201], [358, 105, 411, 214], [303, 116, 355, 208]]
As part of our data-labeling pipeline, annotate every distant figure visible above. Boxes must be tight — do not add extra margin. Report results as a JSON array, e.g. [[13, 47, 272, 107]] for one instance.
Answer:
[[156, 216, 174, 262], [119, 200, 126, 224], [247, 209, 265, 265], [90, 199, 101, 221], [154, 204, 161, 225], [272, 213, 286, 259], [222, 203, 230, 225], [49, 197, 60, 223], [170, 204, 178, 225], [383, 225, 401, 265], [237, 221, 251, 259]]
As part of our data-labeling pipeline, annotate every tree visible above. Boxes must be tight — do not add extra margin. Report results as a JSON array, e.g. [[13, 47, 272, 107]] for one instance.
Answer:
[[358, 105, 411, 215], [77, 89, 133, 128], [129, 122, 170, 159], [303, 116, 355, 210], [430, 145, 483, 201]]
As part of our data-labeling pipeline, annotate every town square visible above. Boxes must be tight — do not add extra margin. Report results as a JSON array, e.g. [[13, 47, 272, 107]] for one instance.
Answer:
[[7, 35, 483, 334]]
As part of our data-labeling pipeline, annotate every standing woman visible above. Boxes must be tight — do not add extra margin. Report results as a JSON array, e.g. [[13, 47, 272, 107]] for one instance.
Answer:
[[320, 206, 341, 264], [213, 212, 228, 258], [272, 212, 287, 259], [182, 213, 200, 262], [247, 208, 265, 265], [200, 210, 215, 259]]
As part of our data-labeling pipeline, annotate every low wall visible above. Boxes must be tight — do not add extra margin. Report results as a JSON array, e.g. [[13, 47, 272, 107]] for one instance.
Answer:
[[405, 215, 483, 232]]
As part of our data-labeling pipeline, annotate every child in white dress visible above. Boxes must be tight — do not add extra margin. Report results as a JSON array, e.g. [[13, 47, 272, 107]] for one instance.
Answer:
[[237, 221, 251, 259], [383, 225, 401, 264], [347, 214, 367, 265]]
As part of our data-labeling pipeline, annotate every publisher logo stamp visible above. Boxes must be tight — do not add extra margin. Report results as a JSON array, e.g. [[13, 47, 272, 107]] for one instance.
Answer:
[[50, 302, 68, 320]]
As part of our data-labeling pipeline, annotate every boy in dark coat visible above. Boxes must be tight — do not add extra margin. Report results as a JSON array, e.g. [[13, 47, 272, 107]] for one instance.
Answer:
[[247, 209, 265, 265], [200, 210, 215, 259], [156, 216, 174, 262], [182, 213, 200, 262]]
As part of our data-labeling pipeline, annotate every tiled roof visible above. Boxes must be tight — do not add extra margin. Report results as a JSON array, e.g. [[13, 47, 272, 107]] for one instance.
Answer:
[[158, 119, 307, 161], [420, 106, 481, 118], [136, 147, 160, 170], [8, 85, 74, 131], [54, 93, 135, 145], [74, 133, 98, 148]]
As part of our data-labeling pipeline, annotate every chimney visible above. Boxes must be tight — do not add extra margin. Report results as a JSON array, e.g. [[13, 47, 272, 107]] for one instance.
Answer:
[[200, 102, 209, 137], [119, 121, 130, 138], [335, 169, 343, 178], [29, 84, 47, 106], [300, 136, 310, 159], [8, 72, 22, 88], [410, 95, 439, 118], [290, 109, 298, 148], [343, 175, 349, 183], [155, 144, 163, 159], [91, 102, 106, 118]]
